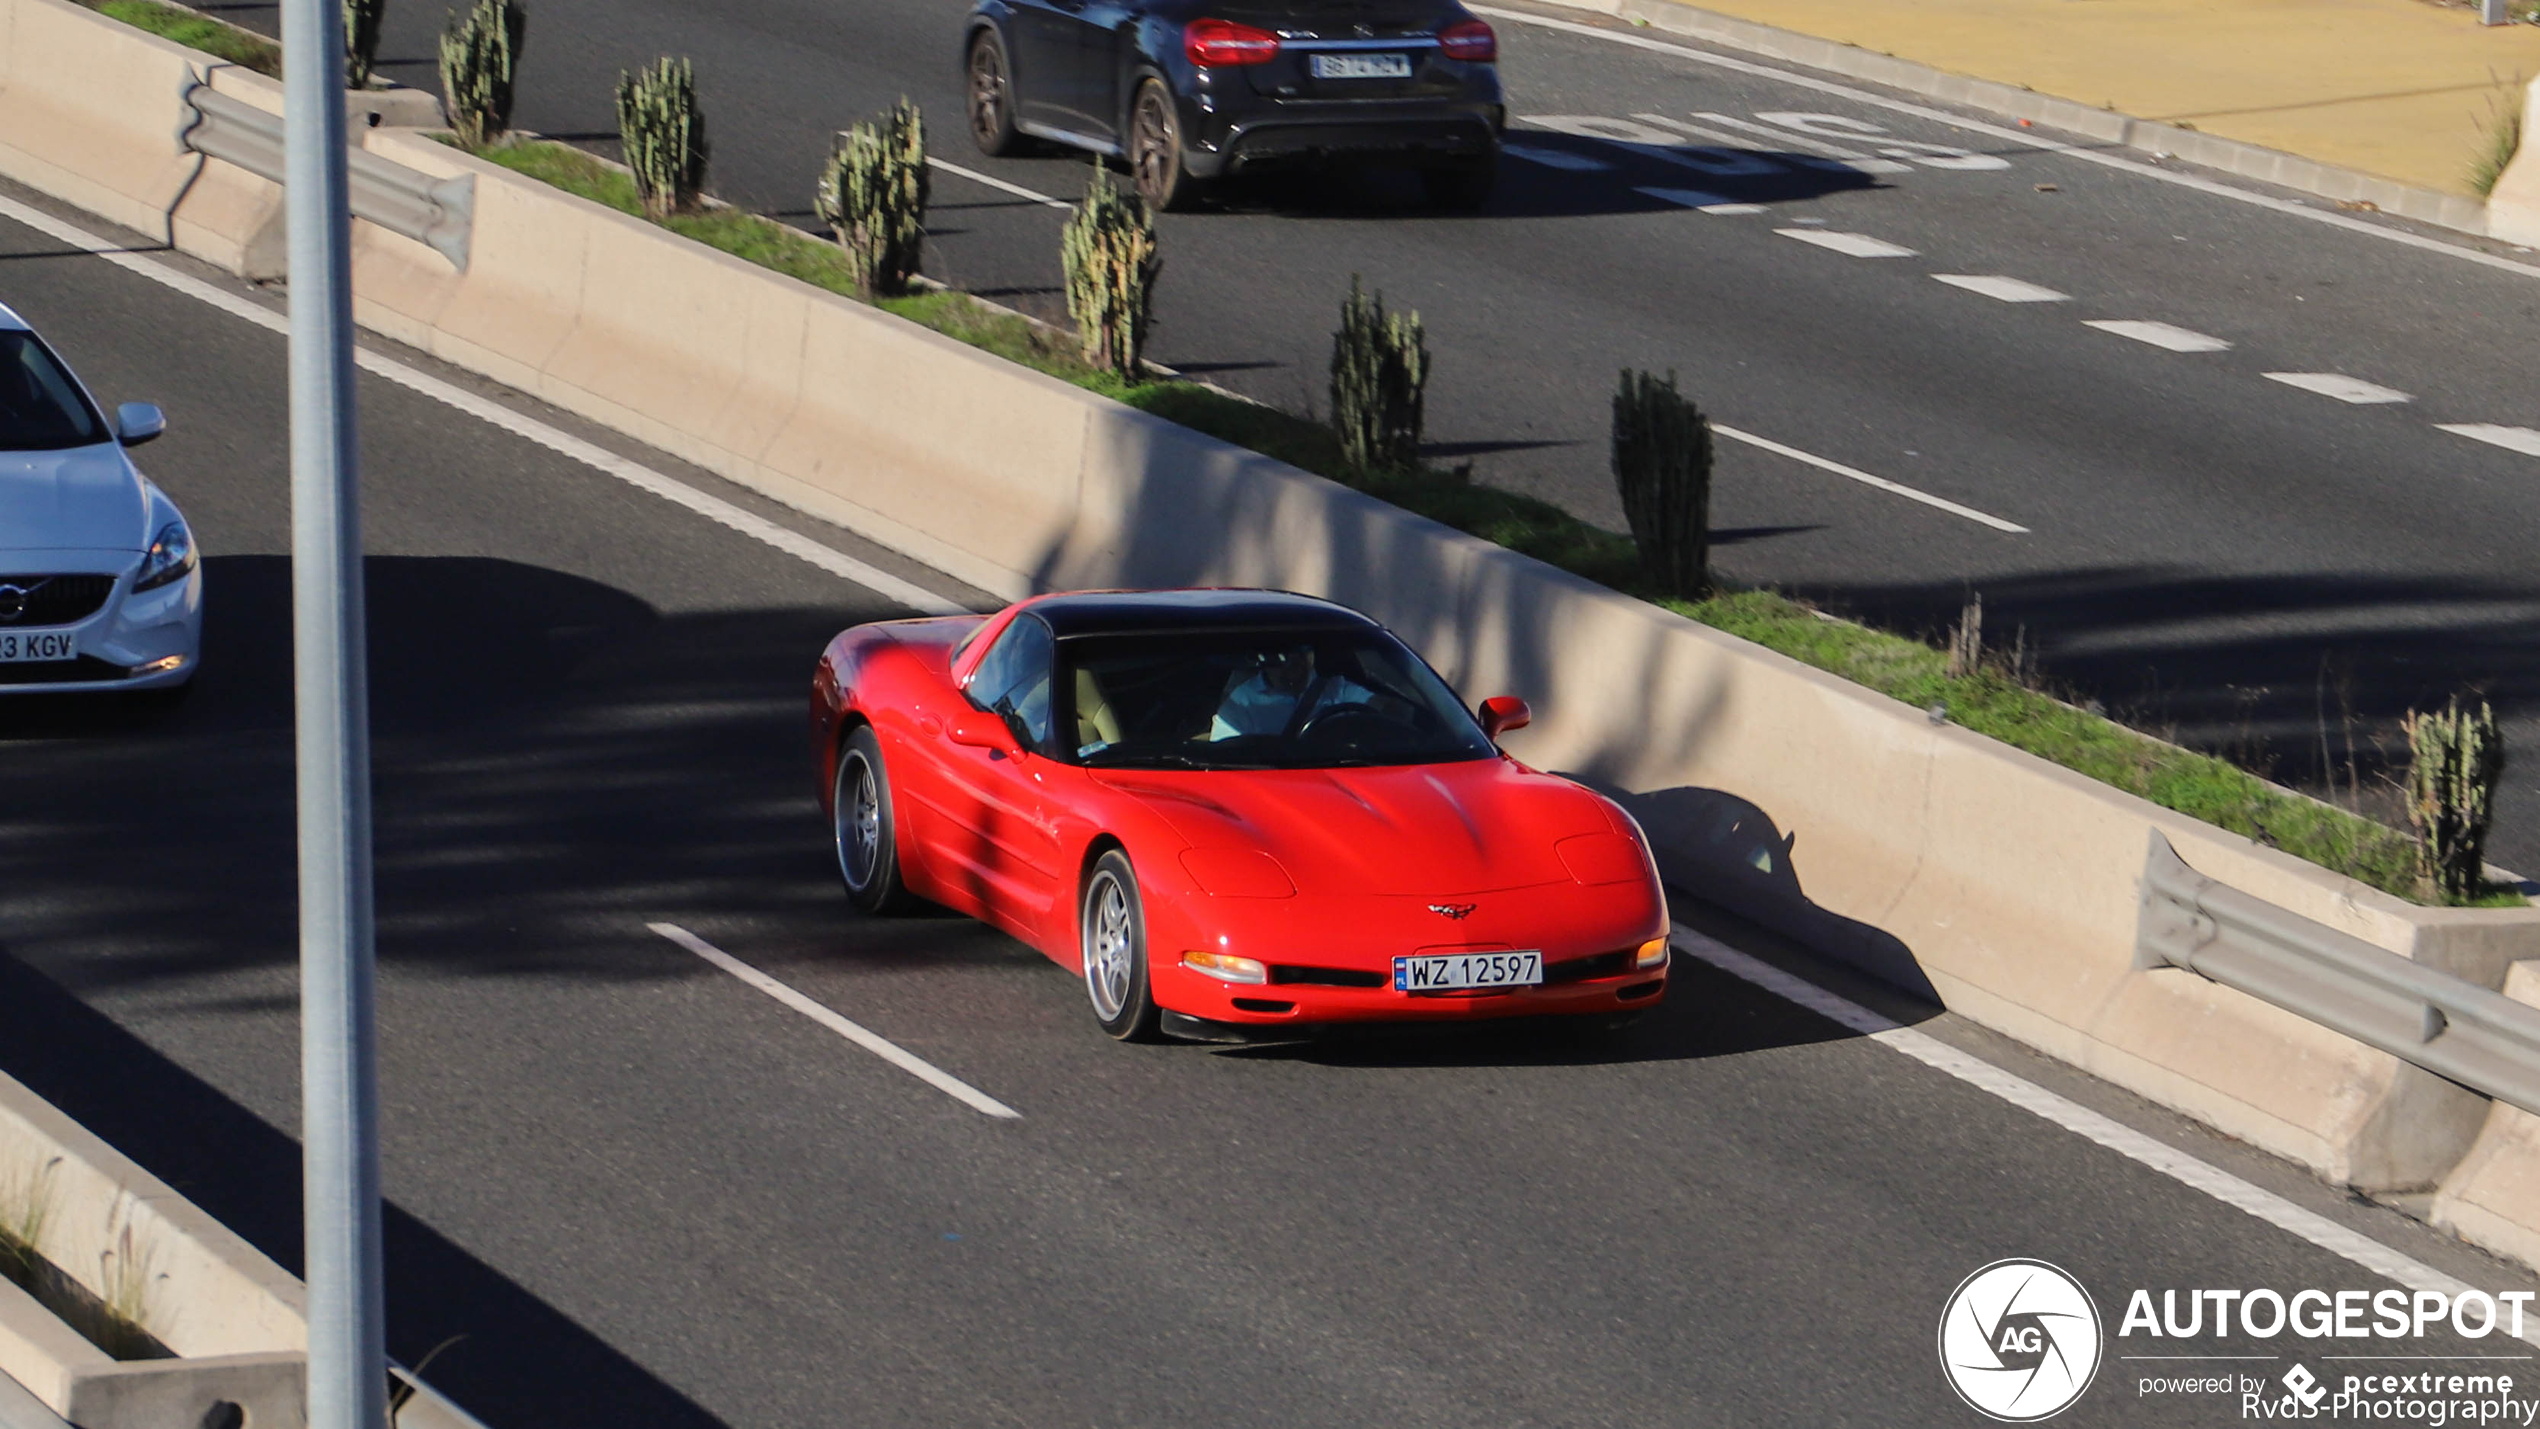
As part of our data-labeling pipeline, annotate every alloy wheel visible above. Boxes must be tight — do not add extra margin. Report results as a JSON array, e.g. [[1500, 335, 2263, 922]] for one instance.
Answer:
[[1084, 871, 1134, 1021]]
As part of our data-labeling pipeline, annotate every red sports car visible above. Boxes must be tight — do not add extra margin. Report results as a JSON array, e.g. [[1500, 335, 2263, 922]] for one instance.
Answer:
[[809, 589, 1670, 1041]]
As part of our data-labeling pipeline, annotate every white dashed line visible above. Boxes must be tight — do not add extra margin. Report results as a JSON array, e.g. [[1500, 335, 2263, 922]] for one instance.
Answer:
[[1674, 111, 1914, 174], [926, 157, 1070, 210], [1775, 228, 1917, 257], [2264, 372, 2413, 405], [2084, 319, 2234, 353], [649, 923, 1023, 1119], [1670, 924, 2540, 1350], [2438, 424, 2540, 457], [1636, 186, 1767, 213], [1504, 142, 1614, 172], [1712, 424, 2027, 532], [1931, 274, 2069, 303]]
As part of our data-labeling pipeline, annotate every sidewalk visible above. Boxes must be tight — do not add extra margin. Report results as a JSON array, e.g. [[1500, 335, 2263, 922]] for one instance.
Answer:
[[1619, 0, 2540, 199]]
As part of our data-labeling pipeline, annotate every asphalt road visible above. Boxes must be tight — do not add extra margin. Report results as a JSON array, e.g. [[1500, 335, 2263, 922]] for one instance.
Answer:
[[263, 0, 2540, 869], [4, 185, 2538, 1428]]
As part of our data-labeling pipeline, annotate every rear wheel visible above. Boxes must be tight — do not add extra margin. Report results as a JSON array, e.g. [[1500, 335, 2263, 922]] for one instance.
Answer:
[[967, 29, 1024, 157], [1081, 849, 1161, 1041], [1128, 78, 1203, 212], [835, 725, 917, 913], [1422, 157, 1496, 212]]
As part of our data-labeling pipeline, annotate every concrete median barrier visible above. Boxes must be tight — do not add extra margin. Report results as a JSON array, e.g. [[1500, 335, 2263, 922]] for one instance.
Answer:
[[2432, 962, 2540, 1268], [15, 0, 2540, 1220], [2484, 78, 2540, 247]]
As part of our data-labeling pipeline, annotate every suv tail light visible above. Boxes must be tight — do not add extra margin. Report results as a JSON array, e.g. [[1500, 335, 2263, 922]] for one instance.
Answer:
[[1185, 17, 1282, 65], [1438, 17, 1496, 60]]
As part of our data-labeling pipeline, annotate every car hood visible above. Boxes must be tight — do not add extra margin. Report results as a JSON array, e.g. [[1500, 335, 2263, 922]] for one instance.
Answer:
[[0, 444, 147, 554], [1094, 759, 1614, 895]]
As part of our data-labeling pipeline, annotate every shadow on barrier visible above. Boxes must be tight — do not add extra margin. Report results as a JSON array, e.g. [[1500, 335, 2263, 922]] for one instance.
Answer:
[[0, 950, 733, 1429]]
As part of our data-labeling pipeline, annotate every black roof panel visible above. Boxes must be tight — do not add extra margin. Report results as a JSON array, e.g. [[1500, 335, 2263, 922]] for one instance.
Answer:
[[1028, 588, 1379, 639]]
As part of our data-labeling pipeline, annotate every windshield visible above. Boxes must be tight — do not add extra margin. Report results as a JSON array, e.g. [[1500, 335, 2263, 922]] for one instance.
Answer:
[[0, 332, 107, 452], [1062, 627, 1496, 770]]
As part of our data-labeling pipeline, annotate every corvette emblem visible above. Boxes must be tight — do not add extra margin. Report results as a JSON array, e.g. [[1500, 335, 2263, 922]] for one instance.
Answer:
[[1428, 903, 1475, 919]]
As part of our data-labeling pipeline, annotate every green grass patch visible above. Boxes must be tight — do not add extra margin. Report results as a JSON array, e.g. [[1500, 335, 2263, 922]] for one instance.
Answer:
[[464, 136, 2476, 902], [2470, 91, 2524, 198], [87, 0, 280, 75]]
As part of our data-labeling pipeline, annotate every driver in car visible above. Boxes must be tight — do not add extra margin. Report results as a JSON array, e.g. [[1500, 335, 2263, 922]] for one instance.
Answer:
[[1206, 646, 1373, 742]]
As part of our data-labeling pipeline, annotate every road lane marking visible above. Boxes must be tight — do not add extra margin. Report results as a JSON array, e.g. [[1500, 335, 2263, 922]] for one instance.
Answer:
[[1673, 111, 1913, 174], [1712, 424, 2027, 531], [2264, 372, 2413, 405], [0, 190, 973, 618], [1635, 186, 1767, 213], [926, 157, 1071, 210], [649, 923, 1022, 1119], [2439, 423, 2540, 457], [2084, 319, 2233, 352], [1670, 925, 2540, 1345], [1932, 273, 2069, 303], [1775, 228, 1917, 257], [1505, 142, 1615, 172], [1473, 5, 2540, 283]]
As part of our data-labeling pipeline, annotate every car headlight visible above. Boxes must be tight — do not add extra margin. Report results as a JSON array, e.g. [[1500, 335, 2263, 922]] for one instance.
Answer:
[[1633, 936, 1670, 970], [1182, 950, 1268, 984], [133, 520, 195, 593]]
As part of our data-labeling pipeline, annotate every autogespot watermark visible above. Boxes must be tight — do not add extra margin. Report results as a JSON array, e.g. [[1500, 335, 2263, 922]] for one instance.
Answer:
[[1940, 1263, 2540, 1423]]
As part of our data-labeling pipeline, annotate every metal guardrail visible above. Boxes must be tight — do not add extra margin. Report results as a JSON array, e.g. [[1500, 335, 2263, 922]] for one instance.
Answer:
[[2138, 830, 2540, 1116], [177, 79, 473, 269]]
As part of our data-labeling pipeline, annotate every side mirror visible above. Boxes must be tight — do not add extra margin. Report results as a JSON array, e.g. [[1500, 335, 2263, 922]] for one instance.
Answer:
[[1478, 695, 1532, 740], [946, 710, 1014, 752], [115, 402, 165, 447]]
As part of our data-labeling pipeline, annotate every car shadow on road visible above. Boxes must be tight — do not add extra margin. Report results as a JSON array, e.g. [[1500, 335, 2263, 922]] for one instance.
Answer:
[[1207, 132, 1882, 220]]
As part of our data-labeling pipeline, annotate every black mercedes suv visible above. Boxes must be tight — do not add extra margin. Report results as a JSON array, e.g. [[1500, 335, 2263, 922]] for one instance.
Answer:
[[962, 0, 1506, 210]]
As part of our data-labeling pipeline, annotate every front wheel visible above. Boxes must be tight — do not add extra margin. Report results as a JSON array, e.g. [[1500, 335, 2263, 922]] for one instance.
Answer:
[[967, 29, 1024, 157], [1128, 79, 1203, 212], [835, 725, 918, 913], [1081, 849, 1161, 1041]]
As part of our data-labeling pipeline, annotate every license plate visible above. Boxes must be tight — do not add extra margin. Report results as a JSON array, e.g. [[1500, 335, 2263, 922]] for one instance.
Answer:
[[0, 630, 75, 663], [1394, 950, 1542, 992], [1310, 52, 1411, 80]]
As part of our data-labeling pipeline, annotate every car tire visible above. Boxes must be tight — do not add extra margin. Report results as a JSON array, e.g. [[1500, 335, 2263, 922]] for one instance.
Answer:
[[967, 28, 1025, 158], [1080, 848, 1162, 1041], [1128, 78, 1203, 212], [834, 725, 918, 914], [1422, 158, 1496, 212]]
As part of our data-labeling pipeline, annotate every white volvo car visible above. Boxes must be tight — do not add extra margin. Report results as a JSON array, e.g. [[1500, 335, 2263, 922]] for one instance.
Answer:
[[0, 301, 199, 695]]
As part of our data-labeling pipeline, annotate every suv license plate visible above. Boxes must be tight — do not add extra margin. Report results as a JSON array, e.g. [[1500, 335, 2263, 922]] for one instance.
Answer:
[[1311, 52, 1412, 80], [1394, 951, 1542, 992], [0, 631, 75, 663]]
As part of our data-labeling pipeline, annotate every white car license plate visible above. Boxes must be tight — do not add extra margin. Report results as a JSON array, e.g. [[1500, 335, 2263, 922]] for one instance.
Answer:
[[1311, 52, 1412, 80], [0, 630, 75, 663], [1394, 950, 1542, 992]]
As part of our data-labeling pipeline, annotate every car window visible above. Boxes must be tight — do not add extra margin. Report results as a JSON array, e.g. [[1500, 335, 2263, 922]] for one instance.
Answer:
[[966, 614, 1056, 752], [1058, 627, 1495, 770], [0, 332, 107, 452]]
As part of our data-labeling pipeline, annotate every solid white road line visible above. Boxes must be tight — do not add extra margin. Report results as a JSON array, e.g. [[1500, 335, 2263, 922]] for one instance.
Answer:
[[2264, 372, 2414, 405], [1635, 186, 1767, 214], [1932, 273, 2069, 303], [649, 923, 1023, 1119], [1669, 925, 2540, 1345], [926, 157, 1071, 210], [2084, 319, 2234, 353], [2439, 423, 2540, 457], [1775, 227, 1918, 257], [1712, 424, 2028, 532], [1506, 142, 1616, 172], [0, 190, 973, 618], [1470, 4, 2540, 284]]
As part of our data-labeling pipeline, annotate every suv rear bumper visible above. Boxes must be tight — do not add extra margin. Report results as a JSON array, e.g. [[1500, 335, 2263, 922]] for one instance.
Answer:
[[1184, 99, 1503, 177]]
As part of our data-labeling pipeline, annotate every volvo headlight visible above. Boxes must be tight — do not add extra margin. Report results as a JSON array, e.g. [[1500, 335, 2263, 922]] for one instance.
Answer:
[[133, 520, 195, 592]]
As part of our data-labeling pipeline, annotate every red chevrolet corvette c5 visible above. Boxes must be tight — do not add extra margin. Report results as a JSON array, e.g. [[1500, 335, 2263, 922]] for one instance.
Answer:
[[809, 589, 1670, 1041]]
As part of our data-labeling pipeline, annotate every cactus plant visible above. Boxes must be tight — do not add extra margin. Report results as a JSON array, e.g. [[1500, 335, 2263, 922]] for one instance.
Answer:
[[344, 0, 384, 87], [1329, 276, 1428, 472], [437, 0, 524, 149], [814, 99, 929, 297], [2405, 696, 2505, 903], [616, 56, 707, 217], [1610, 368, 1714, 599], [1061, 166, 1159, 376]]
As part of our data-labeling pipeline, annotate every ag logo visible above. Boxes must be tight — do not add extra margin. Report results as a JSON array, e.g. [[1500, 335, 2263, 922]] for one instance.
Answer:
[[1937, 1259, 2103, 1421]]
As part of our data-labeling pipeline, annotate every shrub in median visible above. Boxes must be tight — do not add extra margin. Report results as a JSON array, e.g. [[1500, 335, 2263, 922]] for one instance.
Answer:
[[344, 0, 383, 86], [2406, 695, 2505, 903], [1611, 368, 1713, 600], [438, 0, 524, 149], [815, 98, 928, 297], [1061, 167, 1159, 377], [616, 55, 707, 217], [1329, 276, 1428, 473]]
